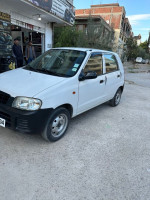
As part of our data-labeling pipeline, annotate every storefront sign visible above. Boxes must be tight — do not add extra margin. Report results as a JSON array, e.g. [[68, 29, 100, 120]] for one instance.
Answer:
[[0, 12, 11, 22], [12, 18, 45, 33], [0, 12, 12, 57], [28, 0, 75, 24]]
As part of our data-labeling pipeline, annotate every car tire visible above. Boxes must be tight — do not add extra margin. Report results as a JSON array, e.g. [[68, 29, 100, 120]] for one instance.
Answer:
[[109, 88, 122, 107], [42, 107, 70, 142]]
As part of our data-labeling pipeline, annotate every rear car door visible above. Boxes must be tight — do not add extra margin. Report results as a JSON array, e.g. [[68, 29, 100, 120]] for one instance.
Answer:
[[103, 54, 121, 100], [77, 52, 107, 114]]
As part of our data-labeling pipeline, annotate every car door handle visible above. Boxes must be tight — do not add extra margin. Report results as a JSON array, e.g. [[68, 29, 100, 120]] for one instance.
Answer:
[[105, 76, 107, 84], [100, 80, 104, 84], [117, 74, 120, 78]]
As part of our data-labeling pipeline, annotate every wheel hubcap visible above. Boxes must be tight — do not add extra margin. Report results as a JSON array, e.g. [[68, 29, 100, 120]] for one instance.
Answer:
[[115, 92, 121, 105], [51, 114, 68, 138]]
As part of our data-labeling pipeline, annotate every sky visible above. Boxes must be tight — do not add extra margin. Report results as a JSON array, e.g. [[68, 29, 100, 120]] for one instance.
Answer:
[[74, 0, 150, 42]]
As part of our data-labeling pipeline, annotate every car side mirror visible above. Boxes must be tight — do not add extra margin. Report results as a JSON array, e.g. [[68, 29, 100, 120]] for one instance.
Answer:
[[79, 71, 97, 81], [85, 71, 97, 79]]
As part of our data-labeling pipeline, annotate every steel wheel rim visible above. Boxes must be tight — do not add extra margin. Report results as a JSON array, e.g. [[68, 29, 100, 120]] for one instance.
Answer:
[[51, 114, 68, 138], [115, 92, 121, 105]]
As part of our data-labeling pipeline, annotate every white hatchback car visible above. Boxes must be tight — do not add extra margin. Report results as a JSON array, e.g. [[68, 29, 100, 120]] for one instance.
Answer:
[[0, 48, 124, 141]]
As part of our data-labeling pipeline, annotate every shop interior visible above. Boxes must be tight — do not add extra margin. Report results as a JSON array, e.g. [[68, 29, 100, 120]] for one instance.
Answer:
[[11, 25, 44, 64]]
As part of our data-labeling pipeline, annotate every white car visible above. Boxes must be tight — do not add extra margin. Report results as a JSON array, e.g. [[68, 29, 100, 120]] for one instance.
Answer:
[[136, 57, 142, 63], [0, 48, 124, 142]]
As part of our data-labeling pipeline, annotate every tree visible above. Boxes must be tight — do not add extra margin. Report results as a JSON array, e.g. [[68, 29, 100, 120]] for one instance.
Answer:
[[139, 40, 149, 53], [125, 37, 150, 60], [126, 37, 138, 60], [54, 26, 80, 47], [54, 16, 115, 51], [82, 16, 115, 50]]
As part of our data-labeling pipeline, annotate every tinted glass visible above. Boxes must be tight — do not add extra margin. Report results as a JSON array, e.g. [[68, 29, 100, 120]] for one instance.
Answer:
[[24, 49, 86, 77], [104, 54, 118, 73], [83, 53, 103, 76]]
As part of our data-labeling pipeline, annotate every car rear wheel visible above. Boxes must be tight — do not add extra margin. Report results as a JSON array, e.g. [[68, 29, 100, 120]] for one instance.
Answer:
[[42, 107, 70, 142], [109, 88, 122, 107]]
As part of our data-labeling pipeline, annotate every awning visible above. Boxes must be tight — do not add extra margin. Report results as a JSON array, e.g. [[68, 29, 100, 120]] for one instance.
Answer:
[[1, 0, 74, 26]]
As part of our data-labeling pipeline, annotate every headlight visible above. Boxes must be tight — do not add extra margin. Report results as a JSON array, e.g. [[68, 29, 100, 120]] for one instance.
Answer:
[[12, 97, 42, 111]]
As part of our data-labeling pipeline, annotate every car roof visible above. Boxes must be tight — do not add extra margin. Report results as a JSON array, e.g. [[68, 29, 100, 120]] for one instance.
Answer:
[[53, 47, 116, 55]]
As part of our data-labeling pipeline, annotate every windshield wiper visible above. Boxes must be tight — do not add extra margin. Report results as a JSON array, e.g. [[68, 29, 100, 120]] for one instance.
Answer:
[[35, 69, 65, 77], [25, 67, 71, 77], [36, 68, 51, 74], [48, 71, 71, 77], [25, 66, 39, 72]]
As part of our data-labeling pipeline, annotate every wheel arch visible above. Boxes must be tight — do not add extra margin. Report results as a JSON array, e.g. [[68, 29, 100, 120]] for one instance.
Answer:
[[119, 85, 124, 93], [57, 104, 73, 117]]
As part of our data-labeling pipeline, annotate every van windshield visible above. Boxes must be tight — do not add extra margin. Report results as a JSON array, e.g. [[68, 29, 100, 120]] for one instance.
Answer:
[[24, 49, 86, 77]]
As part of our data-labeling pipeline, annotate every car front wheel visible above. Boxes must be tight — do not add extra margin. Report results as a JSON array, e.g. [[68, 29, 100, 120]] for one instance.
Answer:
[[42, 107, 70, 142]]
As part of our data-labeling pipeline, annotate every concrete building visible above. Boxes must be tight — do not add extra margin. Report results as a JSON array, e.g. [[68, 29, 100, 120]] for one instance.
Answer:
[[75, 3, 132, 56], [0, 0, 75, 72], [75, 15, 114, 49], [76, 15, 114, 35], [134, 34, 142, 46]]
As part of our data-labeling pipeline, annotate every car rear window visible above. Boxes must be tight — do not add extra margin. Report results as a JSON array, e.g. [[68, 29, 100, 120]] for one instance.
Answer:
[[104, 54, 118, 73]]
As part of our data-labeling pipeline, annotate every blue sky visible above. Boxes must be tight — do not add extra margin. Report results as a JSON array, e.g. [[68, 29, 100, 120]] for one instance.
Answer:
[[74, 0, 150, 42]]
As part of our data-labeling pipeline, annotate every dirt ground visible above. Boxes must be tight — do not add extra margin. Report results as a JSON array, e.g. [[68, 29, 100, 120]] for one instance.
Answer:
[[0, 63, 150, 200]]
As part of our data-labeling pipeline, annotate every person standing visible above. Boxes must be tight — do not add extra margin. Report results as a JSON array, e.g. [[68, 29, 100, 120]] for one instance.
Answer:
[[12, 38, 23, 68], [25, 41, 36, 64]]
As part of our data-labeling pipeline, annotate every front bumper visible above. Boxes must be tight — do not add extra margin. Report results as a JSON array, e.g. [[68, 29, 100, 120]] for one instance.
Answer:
[[0, 103, 53, 134]]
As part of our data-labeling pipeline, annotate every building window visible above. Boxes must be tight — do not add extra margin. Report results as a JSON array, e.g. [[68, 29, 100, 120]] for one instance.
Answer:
[[78, 25, 84, 31]]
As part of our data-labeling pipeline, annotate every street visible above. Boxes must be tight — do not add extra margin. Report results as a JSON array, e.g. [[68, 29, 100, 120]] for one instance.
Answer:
[[0, 64, 150, 200]]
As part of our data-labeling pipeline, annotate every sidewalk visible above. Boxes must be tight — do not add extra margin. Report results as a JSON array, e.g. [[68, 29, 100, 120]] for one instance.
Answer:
[[124, 62, 150, 88]]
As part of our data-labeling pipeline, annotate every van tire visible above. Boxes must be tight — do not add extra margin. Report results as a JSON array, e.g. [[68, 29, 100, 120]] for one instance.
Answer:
[[109, 88, 122, 107], [42, 107, 70, 142]]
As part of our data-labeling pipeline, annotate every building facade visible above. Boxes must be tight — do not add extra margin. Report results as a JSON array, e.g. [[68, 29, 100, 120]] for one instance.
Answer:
[[75, 15, 114, 49], [0, 0, 75, 72], [134, 34, 141, 46], [75, 3, 132, 56], [76, 15, 114, 35]]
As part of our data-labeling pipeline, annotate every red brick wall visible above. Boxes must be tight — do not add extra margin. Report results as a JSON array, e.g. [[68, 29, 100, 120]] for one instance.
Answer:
[[111, 15, 122, 29], [75, 5, 124, 30], [92, 7, 112, 14]]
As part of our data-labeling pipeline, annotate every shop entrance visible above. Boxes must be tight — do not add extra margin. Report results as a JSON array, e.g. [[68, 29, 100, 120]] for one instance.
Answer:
[[0, 11, 12, 72], [11, 25, 45, 63]]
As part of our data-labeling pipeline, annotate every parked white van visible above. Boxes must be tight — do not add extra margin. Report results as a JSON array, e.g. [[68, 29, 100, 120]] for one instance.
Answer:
[[0, 48, 124, 141]]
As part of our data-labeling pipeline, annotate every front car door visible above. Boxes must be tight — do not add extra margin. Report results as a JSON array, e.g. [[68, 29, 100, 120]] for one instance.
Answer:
[[77, 52, 107, 114]]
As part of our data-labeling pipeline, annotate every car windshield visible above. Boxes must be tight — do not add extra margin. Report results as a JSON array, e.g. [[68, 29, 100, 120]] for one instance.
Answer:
[[24, 49, 86, 77]]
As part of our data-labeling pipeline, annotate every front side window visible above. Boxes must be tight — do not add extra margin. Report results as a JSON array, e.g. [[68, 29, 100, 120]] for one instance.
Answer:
[[83, 53, 103, 76], [24, 49, 86, 77], [104, 54, 118, 73]]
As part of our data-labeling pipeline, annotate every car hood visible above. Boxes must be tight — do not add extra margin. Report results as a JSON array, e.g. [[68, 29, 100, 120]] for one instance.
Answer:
[[0, 68, 66, 97]]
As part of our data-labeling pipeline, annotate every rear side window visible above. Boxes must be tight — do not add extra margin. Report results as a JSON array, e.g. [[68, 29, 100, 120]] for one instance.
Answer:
[[83, 53, 103, 76], [104, 54, 118, 73]]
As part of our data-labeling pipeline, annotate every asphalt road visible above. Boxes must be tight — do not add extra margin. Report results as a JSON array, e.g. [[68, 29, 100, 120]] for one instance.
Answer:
[[0, 68, 150, 200]]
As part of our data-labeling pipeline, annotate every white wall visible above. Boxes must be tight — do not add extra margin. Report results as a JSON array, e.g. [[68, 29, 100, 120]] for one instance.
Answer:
[[45, 23, 53, 51]]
